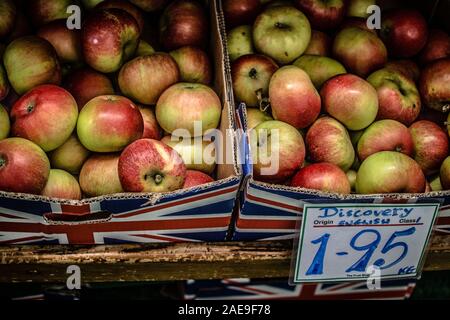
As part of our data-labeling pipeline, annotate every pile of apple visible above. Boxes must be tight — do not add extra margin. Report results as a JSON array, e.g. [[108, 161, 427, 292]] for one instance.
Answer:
[[226, 0, 450, 195], [0, 0, 221, 200]]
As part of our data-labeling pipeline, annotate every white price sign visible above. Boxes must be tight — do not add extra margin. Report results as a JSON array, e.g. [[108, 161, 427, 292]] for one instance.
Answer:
[[292, 203, 440, 283]]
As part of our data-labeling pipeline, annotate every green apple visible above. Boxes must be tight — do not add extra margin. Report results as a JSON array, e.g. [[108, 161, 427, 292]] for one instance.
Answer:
[[82, 0, 105, 10], [227, 25, 254, 62], [135, 40, 155, 57], [346, 169, 357, 191], [0, 104, 10, 140], [41, 169, 81, 200], [0, 64, 9, 101], [246, 108, 273, 130], [49, 134, 91, 175], [347, 0, 376, 18], [293, 55, 346, 88], [429, 175, 443, 192]]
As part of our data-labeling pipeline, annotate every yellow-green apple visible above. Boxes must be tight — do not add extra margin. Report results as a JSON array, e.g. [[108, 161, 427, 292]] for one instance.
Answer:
[[321, 74, 378, 131], [118, 53, 180, 105], [441, 157, 450, 190], [410, 120, 449, 176], [253, 6, 311, 64], [183, 170, 214, 188], [419, 58, 450, 113], [306, 116, 355, 171], [129, 0, 168, 12], [384, 60, 420, 83], [37, 19, 82, 64], [96, 0, 145, 33], [340, 17, 377, 34], [227, 25, 254, 62], [223, 0, 262, 29], [333, 27, 387, 77], [64, 68, 115, 109], [294, 0, 346, 30], [0, 65, 9, 102], [11, 85, 78, 152], [118, 138, 187, 192], [380, 9, 428, 58], [357, 119, 413, 161], [161, 135, 216, 174], [269, 65, 321, 129], [293, 55, 346, 88], [0, 104, 10, 140], [0, 0, 16, 39], [159, 0, 208, 51], [246, 108, 273, 130], [79, 153, 123, 196], [356, 151, 426, 194], [367, 68, 421, 126], [41, 169, 81, 200], [429, 175, 442, 192], [231, 54, 278, 107], [82, 9, 140, 73], [49, 134, 91, 175], [82, 0, 105, 10], [156, 83, 221, 137], [346, 169, 357, 191], [350, 129, 364, 148], [27, 0, 72, 27], [304, 30, 331, 56], [170, 46, 212, 85], [135, 40, 155, 57], [3, 36, 61, 95], [139, 106, 162, 140], [418, 29, 450, 66], [251, 120, 305, 183], [0, 137, 50, 194], [77, 95, 143, 152], [347, 0, 375, 18]]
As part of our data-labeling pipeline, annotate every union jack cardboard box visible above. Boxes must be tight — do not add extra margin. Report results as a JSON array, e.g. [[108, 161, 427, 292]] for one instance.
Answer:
[[0, 0, 242, 245]]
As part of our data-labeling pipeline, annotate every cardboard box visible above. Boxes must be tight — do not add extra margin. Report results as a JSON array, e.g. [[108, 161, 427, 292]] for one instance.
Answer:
[[0, 0, 242, 245]]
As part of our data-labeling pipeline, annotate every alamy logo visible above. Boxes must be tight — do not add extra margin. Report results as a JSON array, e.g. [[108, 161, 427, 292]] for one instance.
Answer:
[[366, 265, 381, 290], [66, 265, 81, 290]]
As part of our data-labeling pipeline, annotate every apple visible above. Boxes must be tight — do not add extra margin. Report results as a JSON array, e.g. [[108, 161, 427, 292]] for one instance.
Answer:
[[135, 40, 155, 57], [246, 108, 273, 130], [340, 17, 377, 34], [223, 0, 262, 29], [118, 53, 180, 105], [356, 151, 426, 194], [82, 8, 140, 73], [3, 36, 61, 95], [419, 58, 450, 113], [251, 120, 305, 183], [384, 60, 420, 83], [306, 116, 355, 171], [304, 30, 331, 56], [49, 134, 91, 175], [293, 55, 346, 88], [294, 0, 346, 30], [139, 106, 162, 140], [269, 65, 321, 129], [0, 65, 9, 102], [11, 85, 78, 152], [253, 6, 311, 64], [227, 25, 254, 62], [79, 154, 124, 197], [161, 135, 216, 174], [183, 170, 214, 188], [119, 138, 187, 192], [82, 0, 105, 10], [367, 68, 421, 126], [429, 175, 442, 192], [37, 19, 82, 64], [0, 0, 16, 39], [77, 95, 143, 152], [0, 137, 50, 194], [321, 74, 378, 131], [96, 0, 145, 33], [231, 54, 278, 107], [41, 169, 81, 200], [0, 104, 10, 140], [346, 169, 357, 191], [291, 162, 351, 194], [5, 9, 31, 42], [64, 68, 115, 109], [156, 83, 221, 138], [418, 29, 450, 66], [347, 0, 375, 18], [27, 0, 72, 27], [357, 119, 413, 161], [159, 0, 208, 51], [332, 27, 387, 77], [129, 0, 168, 12], [410, 120, 449, 176], [170, 46, 212, 85]]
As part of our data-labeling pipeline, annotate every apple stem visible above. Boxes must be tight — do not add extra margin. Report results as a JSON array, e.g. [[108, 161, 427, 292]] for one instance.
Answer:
[[154, 174, 163, 185], [0, 157, 5, 168], [255, 89, 270, 113], [443, 104, 450, 113]]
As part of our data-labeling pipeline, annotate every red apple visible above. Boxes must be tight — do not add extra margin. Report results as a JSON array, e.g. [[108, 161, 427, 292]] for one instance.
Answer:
[[79, 153, 124, 197], [159, 0, 208, 51], [77, 95, 144, 152], [0, 137, 50, 194], [96, 0, 145, 33], [169, 46, 212, 85], [139, 106, 162, 140], [269, 65, 321, 129], [41, 169, 81, 200], [419, 58, 450, 113], [304, 30, 331, 56], [380, 9, 428, 58], [129, 0, 168, 12], [82, 8, 140, 73], [384, 60, 420, 83], [0, 0, 16, 39], [294, 0, 346, 30], [183, 170, 214, 188], [357, 119, 413, 161], [64, 68, 115, 109], [49, 134, 91, 175], [118, 53, 180, 105], [418, 29, 450, 66], [231, 54, 278, 107], [440, 157, 450, 190], [119, 138, 187, 192], [291, 162, 351, 194], [11, 85, 78, 152], [223, 0, 262, 29], [27, 0, 72, 27]]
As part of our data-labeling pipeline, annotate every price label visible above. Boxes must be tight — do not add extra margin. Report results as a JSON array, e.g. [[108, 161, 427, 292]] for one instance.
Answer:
[[292, 203, 440, 283]]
